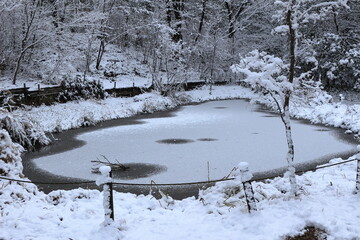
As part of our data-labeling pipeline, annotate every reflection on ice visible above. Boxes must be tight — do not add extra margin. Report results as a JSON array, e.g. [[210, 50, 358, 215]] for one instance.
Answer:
[[32, 100, 355, 184]]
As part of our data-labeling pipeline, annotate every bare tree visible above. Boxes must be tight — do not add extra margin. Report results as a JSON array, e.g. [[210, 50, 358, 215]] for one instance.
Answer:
[[12, 0, 52, 85], [95, 0, 115, 70]]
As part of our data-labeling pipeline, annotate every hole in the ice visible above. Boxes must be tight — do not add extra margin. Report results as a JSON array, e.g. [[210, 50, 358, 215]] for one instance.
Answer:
[[197, 138, 218, 142], [315, 128, 330, 132], [156, 138, 195, 144]]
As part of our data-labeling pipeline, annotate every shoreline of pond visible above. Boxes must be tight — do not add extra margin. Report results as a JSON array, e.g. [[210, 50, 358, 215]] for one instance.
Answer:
[[22, 98, 359, 200]]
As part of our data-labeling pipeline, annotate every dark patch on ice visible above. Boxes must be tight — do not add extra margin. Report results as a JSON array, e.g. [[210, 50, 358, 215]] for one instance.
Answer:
[[262, 115, 278, 118], [315, 128, 330, 132], [197, 138, 218, 142], [214, 107, 227, 109], [251, 132, 259, 135], [156, 138, 195, 144], [111, 163, 167, 180]]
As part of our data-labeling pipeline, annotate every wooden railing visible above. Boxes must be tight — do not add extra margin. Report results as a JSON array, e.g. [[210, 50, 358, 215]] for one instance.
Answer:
[[0, 80, 225, 107]]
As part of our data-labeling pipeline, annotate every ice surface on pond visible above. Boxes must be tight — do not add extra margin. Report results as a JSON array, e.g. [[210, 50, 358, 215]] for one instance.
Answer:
[[33, 100, 354, 183]]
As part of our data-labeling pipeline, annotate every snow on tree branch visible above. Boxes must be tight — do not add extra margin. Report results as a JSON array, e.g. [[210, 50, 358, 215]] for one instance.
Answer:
[[231, 50, 291, 101], [274, 0, 349, 26]]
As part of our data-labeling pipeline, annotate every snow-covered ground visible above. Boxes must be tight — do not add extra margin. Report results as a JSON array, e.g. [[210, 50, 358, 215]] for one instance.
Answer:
[[2, 154, 360, 240], [1, 85, 360, 240]]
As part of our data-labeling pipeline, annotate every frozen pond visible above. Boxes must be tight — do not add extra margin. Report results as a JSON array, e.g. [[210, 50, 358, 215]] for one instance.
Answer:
[[30, 100, 355, 184]]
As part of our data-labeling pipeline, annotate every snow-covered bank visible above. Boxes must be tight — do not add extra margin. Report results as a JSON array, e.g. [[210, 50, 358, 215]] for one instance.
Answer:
[[2, 155, 360, 240], [15, 85, 255, 133], [1, 85, 360, 240], [13, 85, 360, 135], [293, 103, 360, 134]]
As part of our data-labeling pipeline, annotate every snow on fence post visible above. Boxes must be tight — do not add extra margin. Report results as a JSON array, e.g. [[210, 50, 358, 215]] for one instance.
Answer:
[[96, 166, 115, 224], [237, 162, 257, 213], [356, 145, 360, 193]]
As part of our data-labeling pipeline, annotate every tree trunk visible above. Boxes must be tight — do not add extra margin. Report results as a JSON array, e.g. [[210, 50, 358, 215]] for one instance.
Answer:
[[12, 51, 25, 85], [194, 0, 207, 43], [96, 40, 105, 70], [282, 109, 297, 195], [287, 9, 295, 86], [172, 0, 184, 43], [284, 7, 297, 196], [224, 2, 234, 39], [210, 34, 217, 81]]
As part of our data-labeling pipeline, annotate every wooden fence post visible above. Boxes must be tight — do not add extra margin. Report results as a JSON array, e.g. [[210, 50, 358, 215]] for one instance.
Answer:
[[37, 84, 41, 105], [97, 166, 114, 224], [356, 145, 360, 193], [238, 162, 257, 213], [23, 83, 28, 103], [243, 181, 256, 213]]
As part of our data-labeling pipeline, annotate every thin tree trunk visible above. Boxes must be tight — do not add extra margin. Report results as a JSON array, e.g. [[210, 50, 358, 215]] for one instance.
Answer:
[[224, 2, 235, 39], [194, 0, 207, 43], [287, 9, 295, 86], [172, 0, 184, 43], [332, 6, 339, 34], [282, 109, 297, 195], [12, 1, 40, 85], [12, 51, 25, 85], [96, 40, 105, 70], [210, 34, 217, 81], [95, 0, 115, 70], [284, 7, 297, 196]]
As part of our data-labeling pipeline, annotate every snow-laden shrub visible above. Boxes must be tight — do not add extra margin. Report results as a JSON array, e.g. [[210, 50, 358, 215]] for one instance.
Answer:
[[198, 176, 283, 213], [133, 93, 176, 114], [0, 91, 17, 110], [0, 129, 24, 177], [58, 77, 106, 103], [173, 92, 192, 104], [292, 81, 333, 107], [232, 50, 332, 108], [315, 34, 360, 89], [0, 129, 40, 204], [0, 108, 50, 149], [231, 50, 291, 98], [81, 112, 96, 127]]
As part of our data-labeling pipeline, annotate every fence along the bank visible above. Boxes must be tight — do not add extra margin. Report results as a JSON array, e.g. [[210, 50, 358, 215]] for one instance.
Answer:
[[1, 146, 360, 221], [0, 80, 219, 107]]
